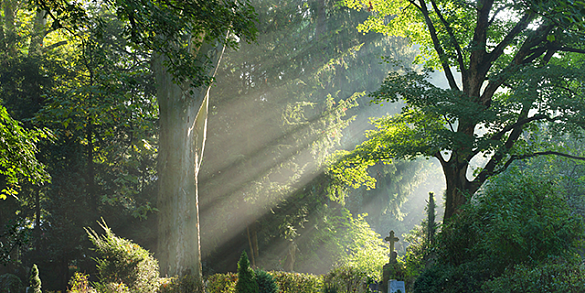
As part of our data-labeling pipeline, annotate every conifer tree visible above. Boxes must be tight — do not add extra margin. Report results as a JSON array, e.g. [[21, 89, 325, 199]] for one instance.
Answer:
[[425, 192, 436, 249], [235, 251, 259, 293], [29, 264, 41, 293]]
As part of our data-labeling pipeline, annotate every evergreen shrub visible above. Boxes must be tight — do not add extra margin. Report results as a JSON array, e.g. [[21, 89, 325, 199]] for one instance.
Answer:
[[29, 264, 42, 293], [86, 219, 160, 293], [235, 251, 258, 293], [254, 269, 278, 293]]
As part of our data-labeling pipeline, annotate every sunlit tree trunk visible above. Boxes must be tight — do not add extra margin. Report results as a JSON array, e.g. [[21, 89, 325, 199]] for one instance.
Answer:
[[155, 39, 226, 279]]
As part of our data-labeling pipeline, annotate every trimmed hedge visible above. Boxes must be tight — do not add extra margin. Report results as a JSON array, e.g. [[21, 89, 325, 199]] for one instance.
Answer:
[[205, 271, 322, 293]]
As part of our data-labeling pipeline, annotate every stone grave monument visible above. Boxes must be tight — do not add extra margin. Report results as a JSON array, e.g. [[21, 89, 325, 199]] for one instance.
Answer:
[[381, 230, 405, 293]]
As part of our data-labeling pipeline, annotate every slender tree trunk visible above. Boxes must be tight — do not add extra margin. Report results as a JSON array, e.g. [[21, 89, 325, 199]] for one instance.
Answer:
[[34, 188, 41, 252], [86, 121, 97, 217], [246, 226, 256, 268], [155, 39, 226, 278]]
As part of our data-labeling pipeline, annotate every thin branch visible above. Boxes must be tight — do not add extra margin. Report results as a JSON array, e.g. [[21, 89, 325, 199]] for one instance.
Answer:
[[418, 0, 460, 91], [430, 0, 467, 76], [547, 46, 585, 54], [480, 22, 553, 107], [485, 114, 548, 144], [486, 11, 536, 65], [502, 151, 585, 172], [487, 5, 507, 26]]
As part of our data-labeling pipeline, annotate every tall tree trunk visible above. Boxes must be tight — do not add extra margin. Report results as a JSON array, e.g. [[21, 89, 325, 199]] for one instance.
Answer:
[[441, 157, 480, 220], [155, 39, 226, 279]]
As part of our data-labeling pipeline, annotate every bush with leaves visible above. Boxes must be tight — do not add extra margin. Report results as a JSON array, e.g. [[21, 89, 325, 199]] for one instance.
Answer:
[[414, 169, 585, 293], [271, 271, 322, 293], [203, 272, 237, 293], [322, 265, 370, 293], [235, 251, 258, 293], [86, 219, 160, 293], [483, 257, 585, 293], [158, 274, 204, 293], [68, 272, 97, 293]]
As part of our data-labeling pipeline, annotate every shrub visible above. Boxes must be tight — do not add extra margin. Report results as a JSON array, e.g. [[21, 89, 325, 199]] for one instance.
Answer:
[[158, 274, 204, 293], [414, 170, 585, 293], [235, 251, 258, 293], [483, 257, 585, 293], [255, 269, 278, 293], [322, 265, 369, 293], [93, 282, 130, 293], [29, 264, 41, 293], [205, 273, 237, 293], [86, 219, 160, 293], [271, 271, 322, 293], [0, 273, 23, 293], [67, 272, 96, 293]]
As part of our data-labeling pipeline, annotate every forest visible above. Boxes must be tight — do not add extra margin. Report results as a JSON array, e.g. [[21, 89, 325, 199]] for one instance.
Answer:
[[1, 0, 584, 292]]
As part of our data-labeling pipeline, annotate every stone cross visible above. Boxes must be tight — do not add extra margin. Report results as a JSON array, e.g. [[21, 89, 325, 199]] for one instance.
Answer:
[[385, 230, 399, 262]]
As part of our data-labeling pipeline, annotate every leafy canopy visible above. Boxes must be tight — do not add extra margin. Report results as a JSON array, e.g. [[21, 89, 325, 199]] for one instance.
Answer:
[[336, 0, 585, 219]]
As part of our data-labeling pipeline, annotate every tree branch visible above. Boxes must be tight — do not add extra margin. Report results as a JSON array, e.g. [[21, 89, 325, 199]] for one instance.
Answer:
[[430, 0, 467, 78], [497, 151, 585, 176], [480, 21, 553, 107], [418, 0, 460, 91], [484, 114, 548, 144], [513, 151, 585, 162], [486, 12, 535, 64], [547, 46, 585, 54]]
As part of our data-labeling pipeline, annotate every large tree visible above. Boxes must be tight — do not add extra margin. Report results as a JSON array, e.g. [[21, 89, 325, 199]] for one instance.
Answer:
[[336, 0, 585, 220], [101, 0, 258, 280], [28, 0, 257, 285]]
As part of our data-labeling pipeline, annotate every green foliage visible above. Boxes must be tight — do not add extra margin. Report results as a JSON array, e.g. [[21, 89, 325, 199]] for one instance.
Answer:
[[483, 258, 585, 293], [34, 0, 258, 88], [414, 169, 585, 293], [205, 271, 322, 293], [204, 273, 237, 293], [67, 272, 96, 293], [0, 105, 50, 199], [254, 269, 278, 293], [93, 282, 130, 293], [86, 219, 160, 293], [235, 251, 258, 293], [0, 273, 23, 293], [322, 265, 370, 293], [158, 274, 203, 293], [270, 271, 322, 293], [320, 209, 387, 280], [29, 264, 41, 293], [340, 0, 585, 222]]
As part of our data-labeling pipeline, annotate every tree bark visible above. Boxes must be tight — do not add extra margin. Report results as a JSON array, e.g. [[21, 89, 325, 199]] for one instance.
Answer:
[[155, 39, 225, 278]]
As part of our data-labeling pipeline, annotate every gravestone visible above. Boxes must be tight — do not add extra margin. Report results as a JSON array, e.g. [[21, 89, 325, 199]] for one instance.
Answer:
[[389, 280, 405, 293], [384, 231, 399, 263], [381, 230, 400, 293]]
